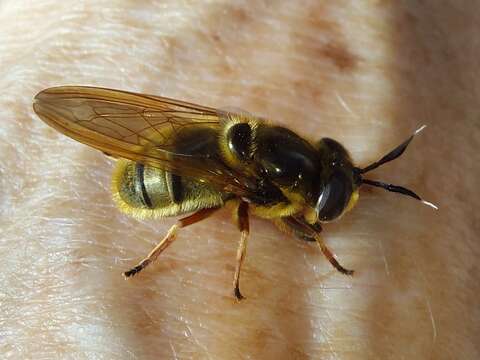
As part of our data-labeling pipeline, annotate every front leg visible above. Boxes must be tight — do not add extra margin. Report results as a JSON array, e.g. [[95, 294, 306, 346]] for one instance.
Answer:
[[273, 217, 322, 242], [282, 216, 354, 275]]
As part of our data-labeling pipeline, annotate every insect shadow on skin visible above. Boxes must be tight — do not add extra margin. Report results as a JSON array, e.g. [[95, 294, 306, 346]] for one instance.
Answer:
[[33, 86, 437, 301]]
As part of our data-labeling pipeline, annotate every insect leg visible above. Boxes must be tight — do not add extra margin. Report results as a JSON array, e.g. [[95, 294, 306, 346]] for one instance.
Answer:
[[124, 207, 220, 277], [282, 216, 354, 275], [283, 218, 321, 242], [233, 201, 249, 301], [314, 234, 354, 275]]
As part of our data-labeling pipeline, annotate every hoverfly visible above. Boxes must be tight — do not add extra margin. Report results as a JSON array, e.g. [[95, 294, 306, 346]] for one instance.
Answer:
[[33, 86, 437, 300]]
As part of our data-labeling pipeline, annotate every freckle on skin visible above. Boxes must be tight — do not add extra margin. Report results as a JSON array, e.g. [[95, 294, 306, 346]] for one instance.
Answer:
[[292, 80, 323, 102], [320, 41, 358, 71], [231, 7, 249, 23]]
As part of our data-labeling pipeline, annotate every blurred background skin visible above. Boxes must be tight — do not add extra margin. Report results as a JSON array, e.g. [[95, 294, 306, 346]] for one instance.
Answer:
[[0, 1, 478, 359]]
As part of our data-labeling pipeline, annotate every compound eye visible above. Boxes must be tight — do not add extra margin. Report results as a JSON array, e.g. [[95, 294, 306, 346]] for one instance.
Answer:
[[316, 171, 353, 221]]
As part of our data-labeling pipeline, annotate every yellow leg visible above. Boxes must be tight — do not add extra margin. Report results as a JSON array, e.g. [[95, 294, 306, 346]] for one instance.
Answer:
[[282, 216, 354, 275], [314, 234, 354, 275], [233, 201, 249, 300], [124, 207, 219, 277]]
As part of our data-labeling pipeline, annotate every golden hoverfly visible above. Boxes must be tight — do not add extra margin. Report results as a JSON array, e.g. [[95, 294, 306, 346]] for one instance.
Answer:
[[33, 86, 436, 300]]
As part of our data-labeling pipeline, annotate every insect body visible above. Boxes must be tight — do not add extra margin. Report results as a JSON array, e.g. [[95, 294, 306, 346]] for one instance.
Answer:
[[33, 86, 436, 300]]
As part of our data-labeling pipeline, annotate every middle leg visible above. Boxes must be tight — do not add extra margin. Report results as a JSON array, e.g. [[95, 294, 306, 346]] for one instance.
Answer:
[[233, 200, 249, 301]]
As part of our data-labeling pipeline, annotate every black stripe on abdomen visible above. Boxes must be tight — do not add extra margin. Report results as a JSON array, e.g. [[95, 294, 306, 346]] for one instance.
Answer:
[[135, 163, 153, 209]]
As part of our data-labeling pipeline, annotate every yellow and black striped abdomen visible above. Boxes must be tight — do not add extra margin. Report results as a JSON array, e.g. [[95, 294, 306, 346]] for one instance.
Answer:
[[112, 159, 226, 219]]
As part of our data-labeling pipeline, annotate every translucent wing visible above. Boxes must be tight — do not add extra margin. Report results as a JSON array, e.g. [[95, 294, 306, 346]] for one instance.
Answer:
[[33, 86, 257, 195]]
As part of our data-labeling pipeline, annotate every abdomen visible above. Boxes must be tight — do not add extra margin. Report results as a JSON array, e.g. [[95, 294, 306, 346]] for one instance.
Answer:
[[111, 159, 226, 219]]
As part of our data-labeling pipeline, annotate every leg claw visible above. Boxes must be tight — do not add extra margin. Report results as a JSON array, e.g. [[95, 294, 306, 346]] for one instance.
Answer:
[[234, 287, 245, 301], [124, 265, 143, 278]]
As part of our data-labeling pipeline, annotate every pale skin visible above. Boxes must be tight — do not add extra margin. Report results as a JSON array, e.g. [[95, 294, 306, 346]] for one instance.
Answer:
[[0, 1, 478, 359]]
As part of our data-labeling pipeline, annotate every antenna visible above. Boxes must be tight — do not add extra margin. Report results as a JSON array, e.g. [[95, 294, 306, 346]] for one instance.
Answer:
[[356, 125, 438, 210]]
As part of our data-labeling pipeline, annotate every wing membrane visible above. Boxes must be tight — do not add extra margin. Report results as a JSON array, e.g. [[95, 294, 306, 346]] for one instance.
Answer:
[[33, 86, 257, 194]]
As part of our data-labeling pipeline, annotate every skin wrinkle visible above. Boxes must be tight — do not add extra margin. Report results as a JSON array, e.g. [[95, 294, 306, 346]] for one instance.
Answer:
[[0, 0, 478, 359]]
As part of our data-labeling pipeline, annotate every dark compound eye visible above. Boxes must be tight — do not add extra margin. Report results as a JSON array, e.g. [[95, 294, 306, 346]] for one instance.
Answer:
[[317, 137, 351, 162], [316, 171, 353, 221]]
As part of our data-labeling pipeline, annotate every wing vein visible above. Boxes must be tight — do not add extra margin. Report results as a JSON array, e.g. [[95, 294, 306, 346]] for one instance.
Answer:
[[33, 86, 261, 197]]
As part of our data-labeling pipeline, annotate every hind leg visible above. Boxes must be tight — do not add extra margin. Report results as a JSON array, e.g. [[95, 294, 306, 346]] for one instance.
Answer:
[[124, 207, 220, 277]]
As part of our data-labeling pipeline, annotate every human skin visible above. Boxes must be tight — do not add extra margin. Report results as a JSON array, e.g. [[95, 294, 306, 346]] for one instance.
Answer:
[[0, 1, 478, 359]]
